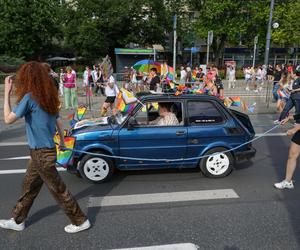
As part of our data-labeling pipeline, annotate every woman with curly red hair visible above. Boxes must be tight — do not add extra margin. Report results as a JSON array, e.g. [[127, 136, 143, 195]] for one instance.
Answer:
[[1, 61, 90, 233]]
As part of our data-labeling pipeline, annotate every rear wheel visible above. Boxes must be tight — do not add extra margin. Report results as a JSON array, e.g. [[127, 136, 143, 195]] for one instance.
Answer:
[[200, 147, 234, 178], [79, 152, 114, 183]]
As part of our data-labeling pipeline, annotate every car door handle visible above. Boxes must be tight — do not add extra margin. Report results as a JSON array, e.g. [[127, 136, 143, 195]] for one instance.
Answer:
[[176, 130, 186, 136]]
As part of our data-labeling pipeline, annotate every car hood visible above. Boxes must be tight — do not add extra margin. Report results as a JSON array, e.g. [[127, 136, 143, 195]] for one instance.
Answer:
[[70, 117, 115, 140]]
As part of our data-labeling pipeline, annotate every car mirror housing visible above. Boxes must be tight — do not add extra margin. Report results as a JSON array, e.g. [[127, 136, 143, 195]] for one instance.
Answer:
[[128, 117, 137, 130]]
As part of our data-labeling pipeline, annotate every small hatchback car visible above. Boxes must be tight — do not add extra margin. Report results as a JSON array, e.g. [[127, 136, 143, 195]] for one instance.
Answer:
[[67, 94, 256, 183]]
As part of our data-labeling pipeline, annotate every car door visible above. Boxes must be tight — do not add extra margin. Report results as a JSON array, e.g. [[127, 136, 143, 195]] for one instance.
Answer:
[[184, 100, 239, 167], [117, 101, 187, 169]]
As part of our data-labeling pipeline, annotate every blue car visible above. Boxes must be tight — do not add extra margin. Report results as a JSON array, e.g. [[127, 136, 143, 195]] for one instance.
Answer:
[[67, 94, 256, 183]]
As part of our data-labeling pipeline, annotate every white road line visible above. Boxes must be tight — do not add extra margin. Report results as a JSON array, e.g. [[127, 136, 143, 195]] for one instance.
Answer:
[[0, 156, 30, 160], [111, 243, 199, 250], [0, 168, 66, 175], [255, 132, 286, 137], [88, 189, 239, 207], [0, 142, 27, 146]]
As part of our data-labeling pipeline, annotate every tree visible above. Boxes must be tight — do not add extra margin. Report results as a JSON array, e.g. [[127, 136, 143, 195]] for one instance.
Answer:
[[0, 0, 62, 59], [272, 0, 300, 47], [62, 0, 172, 59]]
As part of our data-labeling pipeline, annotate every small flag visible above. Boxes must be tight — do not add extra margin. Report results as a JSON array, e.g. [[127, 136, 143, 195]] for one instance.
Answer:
[[120, 88, 137, 104], [77, 106, 87, 120], [54, 136, 76, 167], [116, 93, 136, 113], [230, 96, 241, 107]]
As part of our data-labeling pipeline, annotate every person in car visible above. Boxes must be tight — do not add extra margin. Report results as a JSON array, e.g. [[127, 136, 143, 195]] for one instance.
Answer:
[[151, 102, 179, 126]]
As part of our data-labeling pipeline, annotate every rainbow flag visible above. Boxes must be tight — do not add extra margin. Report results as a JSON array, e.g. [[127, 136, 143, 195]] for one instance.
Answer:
[[77, 106, 87, 120], [230, 96, 241, 107], [55, 136, 76, 167], [277, 89, 289, 99], [116, 93, 136, 113], [67, 113, 77, 127], [120, 88, 137, 104]]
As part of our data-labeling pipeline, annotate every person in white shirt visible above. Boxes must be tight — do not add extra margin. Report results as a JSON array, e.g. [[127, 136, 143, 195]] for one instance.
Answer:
[[244, 66, 252, 91], [180, 66, 187, 84], [59, 68, 64, 97], [228, 66, 236, 89], [101, 75, 119, 116]]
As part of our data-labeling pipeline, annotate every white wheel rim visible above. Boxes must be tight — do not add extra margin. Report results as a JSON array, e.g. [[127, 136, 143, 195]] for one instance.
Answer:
[[83, 157, 109, 181], [206, 153, 230, 176]]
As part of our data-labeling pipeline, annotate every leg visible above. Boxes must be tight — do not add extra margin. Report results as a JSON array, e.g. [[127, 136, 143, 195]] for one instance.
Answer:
[[71, 88, 78, 109], [64, 87, 71, 109], [12, 159, 44, 224], [32, 148, 86, 226], [285, 142, 300, 182]]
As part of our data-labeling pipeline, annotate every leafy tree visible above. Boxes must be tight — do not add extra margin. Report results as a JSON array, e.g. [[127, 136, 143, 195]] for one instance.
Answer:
[[62, 0, 172, 59], [272, 0, 300, 47], [0, 0, 62, 59]]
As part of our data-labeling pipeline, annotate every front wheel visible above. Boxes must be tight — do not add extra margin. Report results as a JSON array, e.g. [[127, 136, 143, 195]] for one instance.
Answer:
[[79, 153, 114, 183], [199, 147, 234, 178]]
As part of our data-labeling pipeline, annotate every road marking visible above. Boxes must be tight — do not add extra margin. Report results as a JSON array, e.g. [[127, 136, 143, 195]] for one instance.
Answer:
[[111, 243, 199, 250], [0, 156, 30, 160], [0, 168, 66, 175], [255, 132, 286, 137], [88, 189, 239, 207], [0, 142, 27, 146]]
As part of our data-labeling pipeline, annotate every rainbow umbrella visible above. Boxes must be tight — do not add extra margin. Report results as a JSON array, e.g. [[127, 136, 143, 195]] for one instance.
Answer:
[[133, 59, 161, 73]]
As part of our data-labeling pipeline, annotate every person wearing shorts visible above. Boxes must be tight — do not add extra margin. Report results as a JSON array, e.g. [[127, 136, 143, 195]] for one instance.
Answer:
[[101, 75, 119, 116], [275, 113, 300, 189]]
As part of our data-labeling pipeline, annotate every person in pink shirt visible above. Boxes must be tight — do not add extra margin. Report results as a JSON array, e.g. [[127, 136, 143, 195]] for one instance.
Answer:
[[63, 66, 78, 110]]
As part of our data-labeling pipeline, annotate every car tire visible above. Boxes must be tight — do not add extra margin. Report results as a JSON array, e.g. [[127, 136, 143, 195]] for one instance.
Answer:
[[199, 147, 234, 178], [79, 152, 114, 183]]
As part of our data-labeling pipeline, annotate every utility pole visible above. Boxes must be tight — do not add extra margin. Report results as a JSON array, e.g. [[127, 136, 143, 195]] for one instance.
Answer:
[[264, 0, 274, 66], [253, 36, 258, 68], [206, 31, 213, 66], [264, 0, 275, 108], [173, 14, 177, 80]]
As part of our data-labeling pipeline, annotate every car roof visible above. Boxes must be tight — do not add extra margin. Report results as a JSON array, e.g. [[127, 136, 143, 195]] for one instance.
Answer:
[[138, 93, 223, 103]]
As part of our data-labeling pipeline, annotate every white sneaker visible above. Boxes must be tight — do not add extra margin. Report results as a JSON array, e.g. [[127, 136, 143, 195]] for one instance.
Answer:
[[64, 219, 91, 233], [274, 180, 294, 189], [259, 87, 263, 92], [0, 218, 25, 231], [254, 89, 259, 93], [246, 87, 250, 91]]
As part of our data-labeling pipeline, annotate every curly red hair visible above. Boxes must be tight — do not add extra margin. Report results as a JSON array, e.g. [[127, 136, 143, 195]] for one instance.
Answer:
[[15, 61, 60, 115]]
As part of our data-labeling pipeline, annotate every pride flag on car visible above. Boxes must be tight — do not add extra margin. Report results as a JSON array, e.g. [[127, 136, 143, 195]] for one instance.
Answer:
[[116, 92, 136, 113]]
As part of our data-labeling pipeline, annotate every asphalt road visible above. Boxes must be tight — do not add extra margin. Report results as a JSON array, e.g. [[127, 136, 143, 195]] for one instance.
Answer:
[[0, 115, 300, 250]]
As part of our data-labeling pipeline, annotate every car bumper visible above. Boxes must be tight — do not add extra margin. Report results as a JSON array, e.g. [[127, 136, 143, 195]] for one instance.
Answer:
[[235, 146, 256, 162]]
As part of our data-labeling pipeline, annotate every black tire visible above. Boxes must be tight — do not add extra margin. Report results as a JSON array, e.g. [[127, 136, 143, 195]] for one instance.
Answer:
[[199, 147, 234, 178], [79, 152, 114, 183]]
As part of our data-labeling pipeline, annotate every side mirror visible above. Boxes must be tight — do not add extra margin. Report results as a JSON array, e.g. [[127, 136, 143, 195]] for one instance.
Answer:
[[127, 117, 137, 130]]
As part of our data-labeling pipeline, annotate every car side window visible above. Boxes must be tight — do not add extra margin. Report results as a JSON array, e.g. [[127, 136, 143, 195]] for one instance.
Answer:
[[134, 101, 183, 127], [187, 101, 224, 125]]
